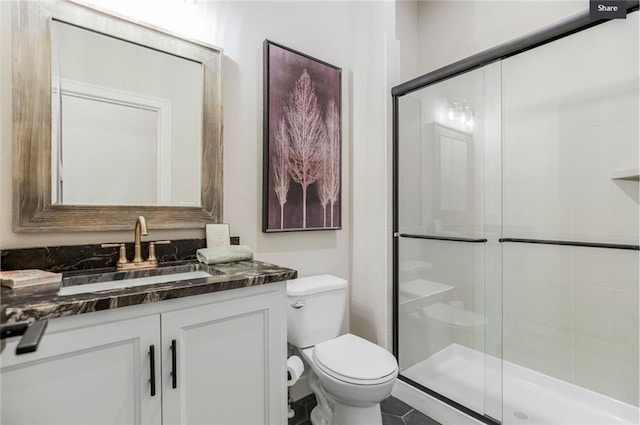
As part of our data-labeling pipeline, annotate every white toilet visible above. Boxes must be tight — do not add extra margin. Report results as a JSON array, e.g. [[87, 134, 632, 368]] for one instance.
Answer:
[[287, 275, 398, 425]]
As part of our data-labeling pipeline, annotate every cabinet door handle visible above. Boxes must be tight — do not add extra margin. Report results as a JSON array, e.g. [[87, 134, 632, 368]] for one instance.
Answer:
[[170, 339, 177, 389], [149, 345, 156, 397]]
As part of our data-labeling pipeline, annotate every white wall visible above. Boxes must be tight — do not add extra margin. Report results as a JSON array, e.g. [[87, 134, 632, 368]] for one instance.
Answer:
[[348, 0, 398, 349], [396, 0, 419, 82], [416, 0, 586, 76]]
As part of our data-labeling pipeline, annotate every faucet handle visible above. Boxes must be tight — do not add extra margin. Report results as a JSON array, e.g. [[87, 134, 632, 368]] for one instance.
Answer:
[[101, 243, 128, 265], [147, 240, 170, 263]]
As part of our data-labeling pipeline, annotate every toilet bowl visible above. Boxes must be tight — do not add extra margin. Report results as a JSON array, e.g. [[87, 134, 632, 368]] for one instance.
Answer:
[[287, 275, 398, 425]]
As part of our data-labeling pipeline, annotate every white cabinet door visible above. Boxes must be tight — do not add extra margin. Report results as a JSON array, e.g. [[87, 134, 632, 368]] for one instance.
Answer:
[[161, 289, 286, 425], [0, 315, 161, 425]]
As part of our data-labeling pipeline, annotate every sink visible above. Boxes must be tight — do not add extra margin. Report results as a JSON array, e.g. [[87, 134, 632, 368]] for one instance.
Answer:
[[58, 263, 222, 296]]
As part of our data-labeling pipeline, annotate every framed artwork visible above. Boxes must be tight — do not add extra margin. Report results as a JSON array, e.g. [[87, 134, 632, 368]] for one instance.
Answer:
[[262, 40, 342, 232]]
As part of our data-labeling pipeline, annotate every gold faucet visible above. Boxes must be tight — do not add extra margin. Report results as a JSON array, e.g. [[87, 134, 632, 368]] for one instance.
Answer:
[[101, 216, 171, 271], [133, 216, 148, 264]]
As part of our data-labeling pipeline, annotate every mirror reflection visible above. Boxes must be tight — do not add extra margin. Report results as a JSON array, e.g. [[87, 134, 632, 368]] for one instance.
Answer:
[[51, 20, 203, 207]]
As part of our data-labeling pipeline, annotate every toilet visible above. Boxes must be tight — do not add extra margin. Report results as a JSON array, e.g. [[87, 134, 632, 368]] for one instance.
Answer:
[[287, 275, 398, 425]]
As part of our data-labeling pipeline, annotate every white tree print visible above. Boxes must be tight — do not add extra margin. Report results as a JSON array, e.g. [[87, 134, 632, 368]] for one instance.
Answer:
[[285, 69, 325, 228], [316, 99, 340, 227], [317, 135, 331, 227], [272, 117, 290, 229], [325, 99, 340, 227]]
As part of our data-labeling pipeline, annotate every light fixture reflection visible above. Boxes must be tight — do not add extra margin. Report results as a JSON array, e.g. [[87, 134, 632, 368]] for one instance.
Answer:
[[446, 97, 474, 132]]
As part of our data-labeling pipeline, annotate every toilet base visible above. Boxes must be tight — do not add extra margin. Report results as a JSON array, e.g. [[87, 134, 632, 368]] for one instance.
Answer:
[[308, 369, 383, 425], [309, 400, 383, 425], [331, 398, 383, 425]]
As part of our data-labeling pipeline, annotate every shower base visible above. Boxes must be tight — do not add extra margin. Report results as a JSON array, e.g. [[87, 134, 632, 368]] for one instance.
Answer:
[[401, 344, 638, 425]]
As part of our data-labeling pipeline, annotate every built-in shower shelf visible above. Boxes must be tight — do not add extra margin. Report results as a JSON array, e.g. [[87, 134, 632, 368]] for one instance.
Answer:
[[610, 168, 640, 181]]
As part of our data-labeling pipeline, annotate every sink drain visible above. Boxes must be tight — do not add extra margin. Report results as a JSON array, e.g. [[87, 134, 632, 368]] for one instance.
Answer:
[[513, 411, 529, 420]]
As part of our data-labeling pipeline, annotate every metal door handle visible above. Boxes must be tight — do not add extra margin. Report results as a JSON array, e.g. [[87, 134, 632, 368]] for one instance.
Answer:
[[0, 320, 49, 355], [170, 339, 177, 389], [149, 345, 156, 396]]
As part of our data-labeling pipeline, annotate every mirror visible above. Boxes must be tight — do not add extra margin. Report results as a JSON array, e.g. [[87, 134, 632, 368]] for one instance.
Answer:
[[13, 0, 222, 231], [51, 20, 204, 207]]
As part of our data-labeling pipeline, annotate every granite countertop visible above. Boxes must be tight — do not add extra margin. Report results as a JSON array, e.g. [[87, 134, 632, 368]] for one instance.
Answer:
[[1, 260, 297, 324]]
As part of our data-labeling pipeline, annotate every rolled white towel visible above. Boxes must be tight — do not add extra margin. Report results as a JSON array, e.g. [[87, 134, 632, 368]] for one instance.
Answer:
[[196, 245, 254, 265]]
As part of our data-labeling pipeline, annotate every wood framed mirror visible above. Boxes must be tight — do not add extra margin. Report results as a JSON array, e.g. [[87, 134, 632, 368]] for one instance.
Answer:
[[13, 0, 223, 232]]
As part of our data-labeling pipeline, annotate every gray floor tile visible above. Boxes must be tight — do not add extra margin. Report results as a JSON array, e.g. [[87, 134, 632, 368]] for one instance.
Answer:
[[404, 409, 442, 425], [288, 404, 308, 425], [288, 394, 441, 425], [382, 412, 407, 425], [381, 396, 414, 417]]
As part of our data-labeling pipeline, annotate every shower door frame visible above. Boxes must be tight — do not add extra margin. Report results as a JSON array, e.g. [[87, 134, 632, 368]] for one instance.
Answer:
[[391, 2, 640, 424]]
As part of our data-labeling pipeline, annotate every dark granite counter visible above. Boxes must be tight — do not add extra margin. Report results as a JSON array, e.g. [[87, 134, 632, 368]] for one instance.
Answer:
[[1, 260, 297, 324]]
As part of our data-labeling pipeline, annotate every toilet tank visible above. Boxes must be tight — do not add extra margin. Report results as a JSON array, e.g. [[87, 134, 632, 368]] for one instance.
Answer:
[[286, 275, 348, 348]]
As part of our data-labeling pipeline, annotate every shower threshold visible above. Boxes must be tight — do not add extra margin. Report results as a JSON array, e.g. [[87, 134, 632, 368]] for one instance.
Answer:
[[402, 344, 638, 425]]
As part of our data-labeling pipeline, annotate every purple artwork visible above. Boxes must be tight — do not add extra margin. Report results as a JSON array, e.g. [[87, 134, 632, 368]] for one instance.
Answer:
[[263, 41, 342, 232]]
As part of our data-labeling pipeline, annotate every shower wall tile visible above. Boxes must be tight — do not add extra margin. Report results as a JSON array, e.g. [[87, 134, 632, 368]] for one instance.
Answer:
[[572, 179, 639, 240], [503, 182, 573, 236], [610, 118, 640, 171], [503, 276, 572, 332], [431, 266, 480, 312], [503, 111, 560, 185], [502, 243, 573, 282], [563, 120, 639, 181], [399, 190, 423, 227], [503, 319, 573, 382], [399, 238, 423, 263], [573, 335, 639, 406], [569, 232, 639, 246], [573, 285, 639, 348], [420, 242, 474, 269], [558, 90, 639, 132], [572, 248, 639, 293], [398, 156, 422, 193]]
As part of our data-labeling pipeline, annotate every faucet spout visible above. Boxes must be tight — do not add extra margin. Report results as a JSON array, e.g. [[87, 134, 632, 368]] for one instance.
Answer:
[[133, 216, 148, 263]]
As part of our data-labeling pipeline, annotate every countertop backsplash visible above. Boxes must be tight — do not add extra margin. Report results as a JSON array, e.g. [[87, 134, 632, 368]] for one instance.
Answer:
[[0, 237, 240, 273]]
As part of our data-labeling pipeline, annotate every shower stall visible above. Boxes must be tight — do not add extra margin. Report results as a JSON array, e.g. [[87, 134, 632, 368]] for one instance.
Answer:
[[392, 6, 639, 425]]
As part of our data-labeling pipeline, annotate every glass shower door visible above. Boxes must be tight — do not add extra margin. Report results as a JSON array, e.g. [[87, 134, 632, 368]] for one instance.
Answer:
[[500, 11, 639, 425], [395, 63, 502, 422]]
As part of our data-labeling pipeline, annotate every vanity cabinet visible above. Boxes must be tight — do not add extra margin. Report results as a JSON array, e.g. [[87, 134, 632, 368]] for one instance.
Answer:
[[0, 315, 162, 425], [0, 283, 287, 425], [162, 289, 286, 425]]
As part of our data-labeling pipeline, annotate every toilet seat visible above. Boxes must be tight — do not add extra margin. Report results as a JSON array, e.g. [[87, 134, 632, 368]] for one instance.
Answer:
[[313, 333, 398, 385]]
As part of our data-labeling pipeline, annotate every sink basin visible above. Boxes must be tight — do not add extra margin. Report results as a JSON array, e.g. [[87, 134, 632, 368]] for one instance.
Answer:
[[58, 263, 221, 296]]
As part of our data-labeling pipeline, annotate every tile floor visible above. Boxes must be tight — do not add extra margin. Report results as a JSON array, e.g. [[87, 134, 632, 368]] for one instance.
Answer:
[[288, 394, 441, 425]]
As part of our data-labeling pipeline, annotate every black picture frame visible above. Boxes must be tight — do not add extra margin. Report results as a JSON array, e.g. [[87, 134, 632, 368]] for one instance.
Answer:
[[262, 40, 342, 233]]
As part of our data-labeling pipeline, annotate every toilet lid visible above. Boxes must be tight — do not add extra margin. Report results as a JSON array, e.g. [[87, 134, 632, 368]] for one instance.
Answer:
[[313, 333, 398, 385]]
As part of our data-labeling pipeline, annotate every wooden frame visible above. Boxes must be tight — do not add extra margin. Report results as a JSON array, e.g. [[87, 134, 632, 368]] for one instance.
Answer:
[[262, 40, 342, 232], [12, 0, 223, 232]]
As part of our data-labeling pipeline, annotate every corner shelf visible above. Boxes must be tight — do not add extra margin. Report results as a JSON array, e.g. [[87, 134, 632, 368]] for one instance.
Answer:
[[610, 168, 640, 181]]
